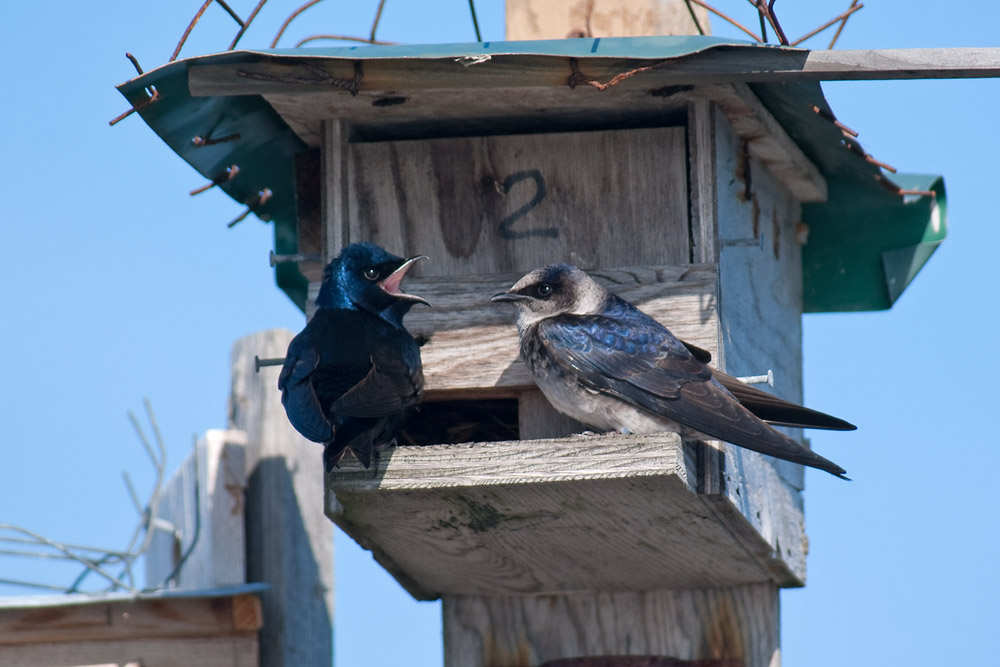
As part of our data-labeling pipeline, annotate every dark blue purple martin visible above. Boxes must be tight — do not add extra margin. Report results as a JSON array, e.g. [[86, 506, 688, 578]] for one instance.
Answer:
[[491, 264, 854, 479], [279, 243, 429, 472]]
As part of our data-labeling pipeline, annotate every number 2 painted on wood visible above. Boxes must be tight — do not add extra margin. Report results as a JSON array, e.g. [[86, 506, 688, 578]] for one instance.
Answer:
[[497, 169, 559, 240]]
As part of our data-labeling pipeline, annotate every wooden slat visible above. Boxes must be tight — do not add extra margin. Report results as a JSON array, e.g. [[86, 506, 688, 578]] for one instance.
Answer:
[[187, 48, 1000, 100], [395, 264, 718, 398], [231, 330, 333, 667], [145, 429, 248, 591], [0, 594, 261, 645], [712, 104, 809, 582], [706, 83, 827, 203], [346, 127, 691, 277], [443, 582, 778, 667], [325, 432, 799, 601], [0, 635, 258, 667]]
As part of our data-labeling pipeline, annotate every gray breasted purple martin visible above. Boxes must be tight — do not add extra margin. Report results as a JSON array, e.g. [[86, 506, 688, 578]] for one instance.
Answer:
[[279, 243, 429, 472], [491, 264, 854, 479]]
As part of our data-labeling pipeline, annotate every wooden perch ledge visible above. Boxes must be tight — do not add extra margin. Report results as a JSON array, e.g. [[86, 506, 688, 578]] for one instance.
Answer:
[[325, 432, 803, 602]]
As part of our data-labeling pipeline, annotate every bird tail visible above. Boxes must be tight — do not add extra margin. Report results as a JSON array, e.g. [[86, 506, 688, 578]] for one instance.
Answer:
[[713, 371, 856, 431], [325, 418, 378, 471]]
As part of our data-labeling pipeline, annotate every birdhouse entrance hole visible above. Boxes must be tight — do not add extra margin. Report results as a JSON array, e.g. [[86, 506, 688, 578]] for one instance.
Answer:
[[399, 398, 518, 446]]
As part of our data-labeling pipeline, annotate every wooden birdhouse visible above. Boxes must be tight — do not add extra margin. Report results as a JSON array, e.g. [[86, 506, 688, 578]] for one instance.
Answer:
[[119, 34, 946, 667]]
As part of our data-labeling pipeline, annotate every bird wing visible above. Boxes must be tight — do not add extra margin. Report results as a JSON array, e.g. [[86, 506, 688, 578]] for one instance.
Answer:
[[537, 314, 847, 477], [538, 313, 711, 400], [278, 332, 334, 443], [332, 329, 424, 418]]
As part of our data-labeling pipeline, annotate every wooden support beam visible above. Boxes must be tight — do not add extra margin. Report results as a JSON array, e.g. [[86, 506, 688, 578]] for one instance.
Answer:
[[443, 583, 778, 667], [145, 429, 248, 591], [505, 0, 709, 40], [230, 330, 333, 667], [0, 593, 261, 667]]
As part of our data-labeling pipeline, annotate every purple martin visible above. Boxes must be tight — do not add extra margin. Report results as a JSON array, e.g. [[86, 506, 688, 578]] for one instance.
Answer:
[[279, 243, 429, 472], [491, 264, 854, 479]]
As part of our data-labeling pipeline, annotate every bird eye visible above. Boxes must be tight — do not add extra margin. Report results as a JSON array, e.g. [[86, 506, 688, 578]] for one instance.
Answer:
[[536, 283, 554, 297], [363, 267, 380, 280]]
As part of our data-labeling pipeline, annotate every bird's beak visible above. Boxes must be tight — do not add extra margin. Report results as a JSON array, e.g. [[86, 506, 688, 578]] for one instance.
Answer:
[[490, 291, 528, 304], [380, 255, 431, 307]]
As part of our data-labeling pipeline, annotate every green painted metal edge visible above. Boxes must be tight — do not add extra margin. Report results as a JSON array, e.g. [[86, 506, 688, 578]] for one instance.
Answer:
[[801, 174, 945, 311], [116, 36, 946, 313], [750, 83, 947, 311], [116, 61, 312, 309]]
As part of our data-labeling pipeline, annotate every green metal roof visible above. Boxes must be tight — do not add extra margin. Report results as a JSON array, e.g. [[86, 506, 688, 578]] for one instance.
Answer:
[[116, 36, 945, 313]]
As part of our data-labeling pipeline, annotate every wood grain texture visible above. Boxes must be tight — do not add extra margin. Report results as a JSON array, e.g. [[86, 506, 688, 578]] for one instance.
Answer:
[[703, 84, 826, 203], [0, 635, 258, 667], [145, 429, 247, 591], [443, 583, 778, 667], [296, 87, 819, 230], [0, 593, 261, 645], [322, 119, 349, 260], [713, 105, 808, 583], [687, 100, 719, 266], [346, 127, 690, 276], [506, 0, 708, 40], [188, 47, 1000, 100], [400, 264, 718, 397], [325, 432, 799, 602], [230, 330, 333, 667]]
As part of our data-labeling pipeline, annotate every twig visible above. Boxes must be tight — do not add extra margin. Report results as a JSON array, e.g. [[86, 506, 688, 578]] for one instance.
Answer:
[[792, 3, 864, 47], [829, 0, 861, 49], [682, 0, 705, 35], [686, 0, 762, 42], [271, 0, 325, 48], [229, 0, 270, 50], [369, 0, 387, 41], [295, 34, 396, 47], [468, 0, 482, 42], [171, 0, 214, 62]]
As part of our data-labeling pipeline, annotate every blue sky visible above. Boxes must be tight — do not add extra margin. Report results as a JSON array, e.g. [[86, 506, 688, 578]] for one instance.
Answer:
[[2, 2, 998, 666]]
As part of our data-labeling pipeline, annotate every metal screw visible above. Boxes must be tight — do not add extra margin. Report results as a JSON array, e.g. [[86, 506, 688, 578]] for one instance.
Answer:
[[270, 251, 323, 267], [190, 165, 239, 196], [228, 188, 272, 228], [255, 356, 286, 373], [736, 369, 774, 386]]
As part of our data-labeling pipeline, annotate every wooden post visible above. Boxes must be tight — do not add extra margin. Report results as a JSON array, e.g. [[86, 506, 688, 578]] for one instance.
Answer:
[[229, 329, 333, 667], [506, 0, 709, 40], [145, 429, 248, 591]]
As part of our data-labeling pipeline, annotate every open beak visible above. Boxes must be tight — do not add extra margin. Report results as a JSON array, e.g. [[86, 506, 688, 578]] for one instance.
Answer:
[[379, 255, 431, 306], [490, 291, 528, 304]]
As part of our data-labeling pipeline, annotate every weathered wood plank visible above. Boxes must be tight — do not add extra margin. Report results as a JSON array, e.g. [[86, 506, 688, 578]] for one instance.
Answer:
[[506, 0, 708, 40], [321, 119, 348, 260], [704, 83, 827, 203], [230, 330, 333, 667], [145, 429, 248, 591], [325, 433, 798, 601], [0, 635, 258, 667], [346, 127, 690, 277], [688, 100, 719, 266], [443, 582, 779, 667], [188, 48, 1000, 100], [0, 593, 261, 645], [398, 264, 718, 397], [713, 104, 808, 582]]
